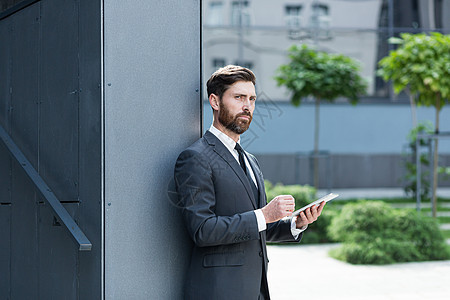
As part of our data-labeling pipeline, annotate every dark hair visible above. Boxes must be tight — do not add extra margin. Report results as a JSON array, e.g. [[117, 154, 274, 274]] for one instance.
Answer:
[[206, 65, 256, 99]]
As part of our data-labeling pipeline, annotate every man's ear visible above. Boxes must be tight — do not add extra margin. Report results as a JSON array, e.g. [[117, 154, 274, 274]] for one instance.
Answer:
[[209, 94, 220, 111]]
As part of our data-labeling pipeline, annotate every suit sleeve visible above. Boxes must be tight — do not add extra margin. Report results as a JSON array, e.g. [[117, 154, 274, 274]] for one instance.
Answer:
[[175, 149, 260, 247], [266, 219, 302, 243]]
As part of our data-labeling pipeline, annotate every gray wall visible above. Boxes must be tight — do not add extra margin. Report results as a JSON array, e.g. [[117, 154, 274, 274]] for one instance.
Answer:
[[203, 102, 450, 155], [103, 0, 201, 298], [257, 153, 450, 189]]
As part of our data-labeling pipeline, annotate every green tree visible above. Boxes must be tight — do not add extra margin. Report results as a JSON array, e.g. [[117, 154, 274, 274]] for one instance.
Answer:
[[378, 32, 450, 217], [275, 45, 367, 189]]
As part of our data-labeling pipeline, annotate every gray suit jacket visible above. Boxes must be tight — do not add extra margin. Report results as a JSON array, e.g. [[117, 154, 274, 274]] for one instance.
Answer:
[[175, 130, 301, 299]]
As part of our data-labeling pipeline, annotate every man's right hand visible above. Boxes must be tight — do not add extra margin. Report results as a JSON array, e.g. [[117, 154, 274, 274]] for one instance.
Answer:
[[261, 195, 295, 223]]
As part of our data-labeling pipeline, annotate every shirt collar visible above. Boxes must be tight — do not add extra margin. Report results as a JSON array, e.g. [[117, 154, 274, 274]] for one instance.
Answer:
[[209, 124, 241, 154]]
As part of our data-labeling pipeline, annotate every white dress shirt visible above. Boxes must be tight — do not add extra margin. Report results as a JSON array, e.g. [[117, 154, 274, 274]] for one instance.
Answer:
[[209, 125, 305, 238]]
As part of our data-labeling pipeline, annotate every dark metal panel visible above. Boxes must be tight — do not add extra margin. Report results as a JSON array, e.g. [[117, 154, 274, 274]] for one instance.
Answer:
[[0, 13, 11, 129], [0, 204, 11, 299], [104, 0, 201, 298], [39, 0, 79, 202], [0, 143, 11, 203], [38, 202, 78, 299], [9, 5, 40, 298], [0, 0, 39, 20], [77, 0, 102, 297], [10, 161, 38, 298], [0, 15, 12, 206], [9, 2, 39, 170]]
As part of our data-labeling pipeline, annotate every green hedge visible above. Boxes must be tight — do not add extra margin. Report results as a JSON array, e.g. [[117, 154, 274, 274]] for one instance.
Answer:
[[265, 181, 335, 243], [265, 181, 316, 209], [328, 201, 450, 264]]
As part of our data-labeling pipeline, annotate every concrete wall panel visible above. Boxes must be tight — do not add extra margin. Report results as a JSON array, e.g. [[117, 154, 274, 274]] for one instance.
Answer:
[[103, 0, 201, 298]]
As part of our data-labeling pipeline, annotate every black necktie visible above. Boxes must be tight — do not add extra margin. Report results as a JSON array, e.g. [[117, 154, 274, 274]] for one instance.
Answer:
[[235, 143, 259, 204]]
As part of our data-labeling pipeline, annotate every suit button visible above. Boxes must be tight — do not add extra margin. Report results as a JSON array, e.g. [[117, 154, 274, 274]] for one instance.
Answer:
[[259, 251, 263, 257]]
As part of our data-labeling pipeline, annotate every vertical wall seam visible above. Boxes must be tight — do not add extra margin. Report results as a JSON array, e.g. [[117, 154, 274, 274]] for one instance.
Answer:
[[100, 0, 105, 298], [199, 0, 203, 137]]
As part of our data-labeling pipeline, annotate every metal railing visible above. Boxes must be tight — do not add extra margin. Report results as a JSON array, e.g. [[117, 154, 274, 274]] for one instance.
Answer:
[[0, 125, 92, 251]]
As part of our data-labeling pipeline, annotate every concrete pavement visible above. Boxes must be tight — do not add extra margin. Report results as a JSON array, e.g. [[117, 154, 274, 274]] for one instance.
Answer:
[[267, 244, 450, 300]]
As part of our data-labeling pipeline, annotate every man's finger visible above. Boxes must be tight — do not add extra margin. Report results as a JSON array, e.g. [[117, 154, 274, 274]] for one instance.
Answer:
[[298, 211, 307, 222], [314, 202, 325, 215], [277, 195, 295, 202], [304, 207, 313, 219]]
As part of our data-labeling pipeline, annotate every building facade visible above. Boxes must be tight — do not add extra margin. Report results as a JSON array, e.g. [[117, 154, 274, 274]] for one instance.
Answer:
[[202, 0, 450, 188]]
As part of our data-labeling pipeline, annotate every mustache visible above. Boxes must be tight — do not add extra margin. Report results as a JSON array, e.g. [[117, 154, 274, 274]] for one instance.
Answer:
[[236, 111, 252, 118]]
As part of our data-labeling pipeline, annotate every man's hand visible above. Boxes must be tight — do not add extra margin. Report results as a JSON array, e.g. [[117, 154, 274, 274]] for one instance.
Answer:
[[261, 195, 295, 223], [295, 201, 325, 228]]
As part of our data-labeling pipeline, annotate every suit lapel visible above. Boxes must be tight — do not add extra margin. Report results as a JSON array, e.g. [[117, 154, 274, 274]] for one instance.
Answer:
[[204, 131, 257, 209]]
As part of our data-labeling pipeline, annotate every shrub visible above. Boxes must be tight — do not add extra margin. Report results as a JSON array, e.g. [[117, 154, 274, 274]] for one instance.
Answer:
[[329, 238, 422, 265], [329, 201, 450, 264], [265, 182, 316, 209], [328, 201, 394, 242], [301, 208, 338, 244], [265, 181, 335, 243]]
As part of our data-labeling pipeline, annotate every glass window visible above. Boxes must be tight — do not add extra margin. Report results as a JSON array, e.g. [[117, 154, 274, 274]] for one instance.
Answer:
[[231, 1, 251, 27], [212, 58, 226, 69], [285, 5, 302, 27], [310, 3, 330, 29], [206, 2, 224, 26], [234, 61, 253, 70]]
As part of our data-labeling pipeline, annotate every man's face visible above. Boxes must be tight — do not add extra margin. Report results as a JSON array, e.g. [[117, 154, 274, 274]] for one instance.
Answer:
[[217, 81, 256, 135]]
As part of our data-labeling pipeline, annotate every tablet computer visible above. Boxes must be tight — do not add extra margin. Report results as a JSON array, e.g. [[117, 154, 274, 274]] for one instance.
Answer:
[[292, 193, 339, 216]]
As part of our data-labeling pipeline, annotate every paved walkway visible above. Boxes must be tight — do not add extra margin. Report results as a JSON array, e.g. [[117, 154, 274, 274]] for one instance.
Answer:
[[267, 244, 450, 300]]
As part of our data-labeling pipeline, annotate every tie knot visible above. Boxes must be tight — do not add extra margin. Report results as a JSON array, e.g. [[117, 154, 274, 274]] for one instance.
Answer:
[[234, 143, 244, 153]]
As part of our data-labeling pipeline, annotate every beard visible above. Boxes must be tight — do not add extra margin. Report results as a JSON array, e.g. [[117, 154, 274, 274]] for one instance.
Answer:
[[218, 100, 252, 135]]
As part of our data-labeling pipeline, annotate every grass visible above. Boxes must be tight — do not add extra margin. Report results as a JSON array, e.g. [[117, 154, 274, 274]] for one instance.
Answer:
[[422, 207, 450, 212], [442, 230, 450, 239], [331, 197, 450, 206], [438, 217, 450, 224]]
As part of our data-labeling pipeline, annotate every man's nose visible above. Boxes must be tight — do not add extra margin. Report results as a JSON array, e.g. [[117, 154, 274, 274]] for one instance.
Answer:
[[242, 98, 252, 109]]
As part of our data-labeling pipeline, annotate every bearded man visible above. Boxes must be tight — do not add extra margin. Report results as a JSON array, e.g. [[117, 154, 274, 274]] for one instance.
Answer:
[[174, 65, 324, 300]]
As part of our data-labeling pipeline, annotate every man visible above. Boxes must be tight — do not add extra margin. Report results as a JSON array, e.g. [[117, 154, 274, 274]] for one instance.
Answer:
[[174, 65, 325, 299]]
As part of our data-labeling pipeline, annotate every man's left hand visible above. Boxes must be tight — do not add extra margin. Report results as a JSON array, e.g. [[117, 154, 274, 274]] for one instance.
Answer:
[[295, 201, 326, 228]]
